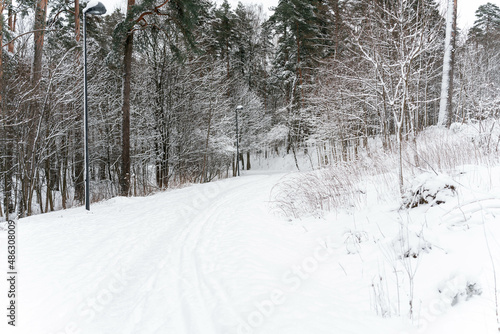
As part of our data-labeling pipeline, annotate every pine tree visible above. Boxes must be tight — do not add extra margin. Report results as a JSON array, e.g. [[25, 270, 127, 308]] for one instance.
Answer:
[[212, 0, 235, 79], [469, 3, 500, 46], [457, 2, 500, 121], [266, 0, 328, 161]]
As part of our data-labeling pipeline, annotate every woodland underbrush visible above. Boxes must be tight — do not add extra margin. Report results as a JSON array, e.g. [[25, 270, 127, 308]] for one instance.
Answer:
[[270, 119, 500, 218]]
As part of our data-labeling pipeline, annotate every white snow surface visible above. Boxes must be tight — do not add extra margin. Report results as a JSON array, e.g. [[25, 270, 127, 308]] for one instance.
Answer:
[[1, 165, 500, 334]]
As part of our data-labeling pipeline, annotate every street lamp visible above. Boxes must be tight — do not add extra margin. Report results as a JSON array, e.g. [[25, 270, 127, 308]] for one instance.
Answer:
[[83, 1, 106, 210], [235, 105, 243, 176]]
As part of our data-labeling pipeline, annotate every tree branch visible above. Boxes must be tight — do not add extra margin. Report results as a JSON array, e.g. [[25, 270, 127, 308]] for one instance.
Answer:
[[2, 29, 57, 49], [134, 0, 171, 25]]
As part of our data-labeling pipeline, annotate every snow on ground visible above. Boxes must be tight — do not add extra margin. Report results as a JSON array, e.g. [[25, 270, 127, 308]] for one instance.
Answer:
[[1, 163, 500, 334]]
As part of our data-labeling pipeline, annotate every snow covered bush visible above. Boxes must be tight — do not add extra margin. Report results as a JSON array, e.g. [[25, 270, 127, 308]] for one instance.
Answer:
[[391, 227, 433, 259], [438, 275, 482, 306], [401, 173, 457, 209], [269, 149, 400, 218], [407, 122, 500, 175], [270, 165, 365, 218], [344, 229, 369, 254]]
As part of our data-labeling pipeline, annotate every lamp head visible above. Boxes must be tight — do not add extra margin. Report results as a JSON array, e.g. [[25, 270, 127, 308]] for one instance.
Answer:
[[236, 105, 243, 110], [84, 0, 107, 15]]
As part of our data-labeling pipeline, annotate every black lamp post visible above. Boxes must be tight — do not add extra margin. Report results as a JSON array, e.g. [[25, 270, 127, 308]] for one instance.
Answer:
[[83, 1, 106, 210], [235, 105, 243, 176]]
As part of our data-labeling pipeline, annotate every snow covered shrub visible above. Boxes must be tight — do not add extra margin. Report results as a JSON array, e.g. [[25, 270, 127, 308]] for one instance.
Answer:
[[451, 120, 500, 156], [270, 165, 364, 218], [390, 216, 434, 260], [401, 173, 457, 209], [408, 121, 500, 174], [344, 229, 369, 254], [269, 149, 401, 218], [391, 227, 432, 259], [438, 275, 482, 306]]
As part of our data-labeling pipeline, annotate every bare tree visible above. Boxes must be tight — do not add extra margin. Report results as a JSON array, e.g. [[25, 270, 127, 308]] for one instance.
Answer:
[[343, 0, 442, 191]]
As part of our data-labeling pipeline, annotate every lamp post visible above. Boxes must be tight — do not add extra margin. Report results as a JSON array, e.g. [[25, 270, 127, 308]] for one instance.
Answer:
[[83, 1, 106, 210], [235, 105, 243, 176]]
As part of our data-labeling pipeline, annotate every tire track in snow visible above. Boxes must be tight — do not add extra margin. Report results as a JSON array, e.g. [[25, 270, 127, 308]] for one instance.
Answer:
[[171, 175, 278, 334]]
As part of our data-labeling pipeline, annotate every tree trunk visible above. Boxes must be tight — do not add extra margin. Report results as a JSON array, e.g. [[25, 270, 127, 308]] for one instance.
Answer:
[[3, 144, 13, 220], [333, 0, 340, 56], [74, 125, 85, 204], [33, 0, 48, 84], [438, 0, 457, 127], [201, 102, 213, 183], [120, 0, 135, 196], [239, 152, 244, 171], [397, 122, 404, 194], [7, 3, 15, 53], [75, 0, 80, 42], [0, 0, 3, 107], [61, 138, 68, 210]]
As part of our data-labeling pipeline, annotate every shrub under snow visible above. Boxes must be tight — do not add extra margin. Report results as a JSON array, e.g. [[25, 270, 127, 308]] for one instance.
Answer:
[[401, 173, 457, 209]]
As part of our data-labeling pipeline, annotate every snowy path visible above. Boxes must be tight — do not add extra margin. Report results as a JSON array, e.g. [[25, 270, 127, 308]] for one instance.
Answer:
[[1, 169, 499, 333]]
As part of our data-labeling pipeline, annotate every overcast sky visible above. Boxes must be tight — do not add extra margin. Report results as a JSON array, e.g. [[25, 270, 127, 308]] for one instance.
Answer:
[[103, 0, 500, 31], [442, 0, 500, 29]]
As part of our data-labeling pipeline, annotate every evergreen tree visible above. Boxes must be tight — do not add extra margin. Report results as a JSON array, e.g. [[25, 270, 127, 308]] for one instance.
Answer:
[[469, 2, 500, 46], [265, 0, 330, 160], [457, 2, 500, 121], [211, 0, 236, 67]]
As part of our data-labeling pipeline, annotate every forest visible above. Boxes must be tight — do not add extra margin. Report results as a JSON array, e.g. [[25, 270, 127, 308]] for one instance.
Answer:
[[0, 0, 499, 218]]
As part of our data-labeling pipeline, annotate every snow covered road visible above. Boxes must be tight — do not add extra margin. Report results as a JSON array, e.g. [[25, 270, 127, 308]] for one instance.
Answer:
[[0, 173, 389, 334], [1, 169, 500, 333]]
